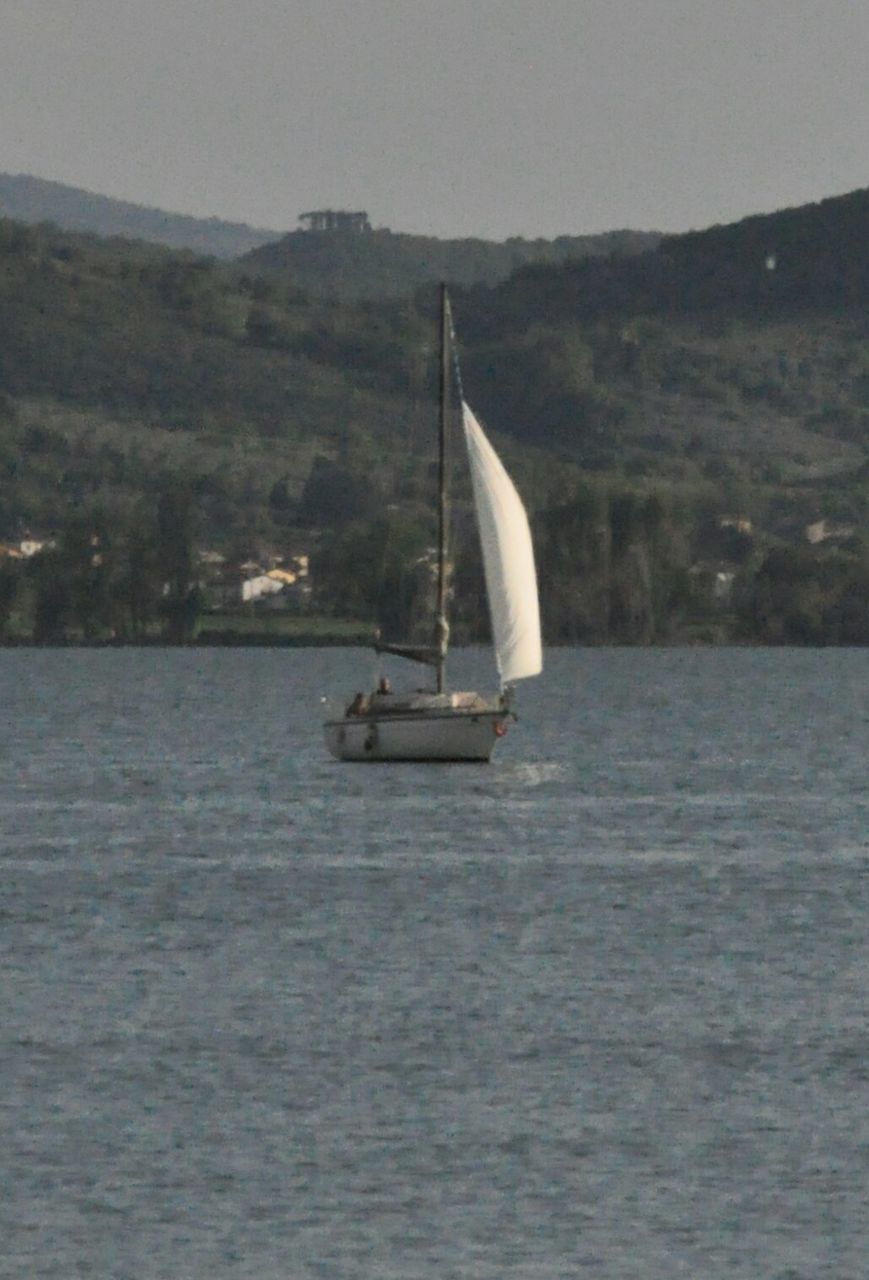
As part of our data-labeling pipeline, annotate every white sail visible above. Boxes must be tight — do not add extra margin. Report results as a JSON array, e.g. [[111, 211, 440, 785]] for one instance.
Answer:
[[461, 401, 542, 684]]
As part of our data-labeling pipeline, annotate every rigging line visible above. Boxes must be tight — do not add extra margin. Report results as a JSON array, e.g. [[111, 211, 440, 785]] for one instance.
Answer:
[[447, 305, 466, 404]]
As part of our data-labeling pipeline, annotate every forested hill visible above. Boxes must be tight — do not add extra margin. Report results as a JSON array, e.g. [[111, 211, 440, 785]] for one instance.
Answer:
[[0, 173, 282, 259], [241, 225, 660, 300], [4, 187, 869, 646], [463, 186, 869, 334]]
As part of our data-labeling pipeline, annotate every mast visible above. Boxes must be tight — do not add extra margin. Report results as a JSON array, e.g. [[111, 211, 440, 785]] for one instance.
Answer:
[[435, 283, 450, 692]]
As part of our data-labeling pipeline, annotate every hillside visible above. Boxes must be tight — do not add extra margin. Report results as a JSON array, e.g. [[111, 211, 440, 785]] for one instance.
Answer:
[[0, 219, 432, 532], [468, 186, 869, 332], [0, 173, 282, 259], [241, 223, 660, 300], [445, 187, 869, 477], [3, 188, 869, 645]]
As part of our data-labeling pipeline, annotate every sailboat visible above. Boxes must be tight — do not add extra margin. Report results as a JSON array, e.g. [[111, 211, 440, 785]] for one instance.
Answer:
[[323, 284, 542, 762]]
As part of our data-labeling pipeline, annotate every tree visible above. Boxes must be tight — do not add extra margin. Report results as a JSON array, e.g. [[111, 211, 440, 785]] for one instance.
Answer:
[[64, 512, 118, 639], [115, 515, 164, 640], [268, 474, 294, 525], [535, 485, 611, 642], [0, 561, 20, 638], [156, 485, 202, 643], [30, 549, 73, 642], [298, 457, 377, 528], [739, 546, 830, 644], [314, 513, 430, 636]]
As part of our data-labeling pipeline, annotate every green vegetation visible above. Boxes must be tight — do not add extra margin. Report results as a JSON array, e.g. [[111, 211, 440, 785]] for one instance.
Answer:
[[243, 225, 659, 301], [4, 185, 869, 645]]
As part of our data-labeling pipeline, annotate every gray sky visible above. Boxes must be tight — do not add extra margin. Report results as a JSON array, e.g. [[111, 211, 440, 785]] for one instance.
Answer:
[[2, 0, 868, 240]]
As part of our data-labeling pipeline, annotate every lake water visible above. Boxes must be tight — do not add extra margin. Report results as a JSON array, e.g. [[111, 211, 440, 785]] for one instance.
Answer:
[[1, 647, 866, 1279]]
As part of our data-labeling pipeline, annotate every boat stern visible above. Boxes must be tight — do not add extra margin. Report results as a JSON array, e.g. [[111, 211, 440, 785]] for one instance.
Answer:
[[324, 696, 508, 762]]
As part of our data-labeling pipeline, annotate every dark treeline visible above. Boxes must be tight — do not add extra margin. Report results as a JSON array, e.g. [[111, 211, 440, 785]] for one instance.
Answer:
[[309, 480, 869, 649], [1, 489, 202, 644], [6, 475, 869, 647]]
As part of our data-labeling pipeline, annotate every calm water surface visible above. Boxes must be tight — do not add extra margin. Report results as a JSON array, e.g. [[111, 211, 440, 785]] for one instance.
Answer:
[[1, 647, 867, 1278]]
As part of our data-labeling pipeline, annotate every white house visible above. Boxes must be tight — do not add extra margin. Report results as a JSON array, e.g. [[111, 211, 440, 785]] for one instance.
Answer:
[[241, 575, 286, 603]]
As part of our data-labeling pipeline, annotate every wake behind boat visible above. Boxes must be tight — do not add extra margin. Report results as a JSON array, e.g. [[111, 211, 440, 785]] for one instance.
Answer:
[[323, 285, 541, 762]]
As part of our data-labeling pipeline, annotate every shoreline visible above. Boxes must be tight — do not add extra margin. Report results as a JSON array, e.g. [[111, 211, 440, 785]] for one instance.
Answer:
[[0, 635, 861, 650], [0, 631, 374, 649]]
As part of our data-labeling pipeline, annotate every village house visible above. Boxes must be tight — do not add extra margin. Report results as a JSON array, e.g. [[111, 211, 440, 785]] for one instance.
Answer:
[[0, 535, 57, 560], [19, 537, 49, 558], [196, 546, 312, 609], [718, 515, 753, 535], [805, 518, 855, 545]]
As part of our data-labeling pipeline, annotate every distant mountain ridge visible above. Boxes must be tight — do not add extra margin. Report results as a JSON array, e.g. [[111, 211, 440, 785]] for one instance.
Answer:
[[0, 173, 661, 297], [0, 173, 283, 259]]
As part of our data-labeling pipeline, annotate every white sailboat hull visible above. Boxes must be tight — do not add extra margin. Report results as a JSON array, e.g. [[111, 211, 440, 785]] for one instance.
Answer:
[[324, 706, 508, 762]]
